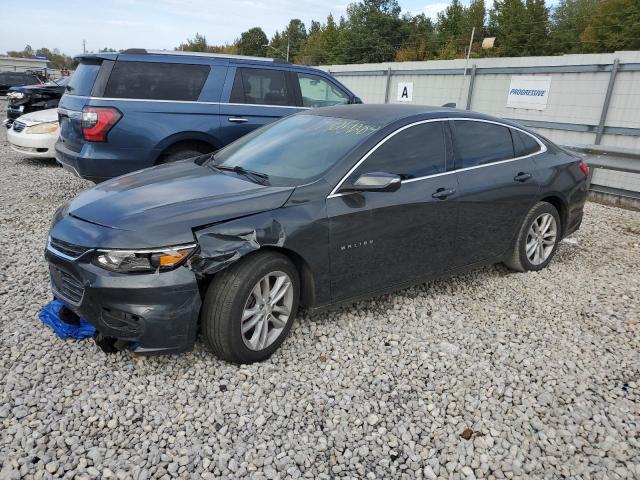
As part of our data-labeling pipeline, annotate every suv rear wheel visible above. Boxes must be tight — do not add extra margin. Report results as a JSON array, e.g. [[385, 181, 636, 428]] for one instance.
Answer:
[[505, 201, 561, 272], [158, 144, 214, 164], [200, 252, 300, 364]]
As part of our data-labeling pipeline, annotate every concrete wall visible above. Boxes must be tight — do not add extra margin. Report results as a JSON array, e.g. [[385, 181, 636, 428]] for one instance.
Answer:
[[321, 51, 640, 151], [0, 56, 49, 73]]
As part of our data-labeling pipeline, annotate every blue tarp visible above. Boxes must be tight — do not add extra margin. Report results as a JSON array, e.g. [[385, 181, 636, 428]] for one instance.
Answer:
[[39, 299, 95, 340]]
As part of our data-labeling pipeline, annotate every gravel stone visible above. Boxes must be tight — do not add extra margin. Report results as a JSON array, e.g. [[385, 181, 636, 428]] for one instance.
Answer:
[[0, 104, 638, 478]]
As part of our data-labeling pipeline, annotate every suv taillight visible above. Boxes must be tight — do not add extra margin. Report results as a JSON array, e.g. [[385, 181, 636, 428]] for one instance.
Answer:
[[82, 107, 121, 142], [578, 159, 589, 177]]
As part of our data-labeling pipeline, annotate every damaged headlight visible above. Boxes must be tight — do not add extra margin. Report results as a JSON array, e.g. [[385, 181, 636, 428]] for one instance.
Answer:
[[92, 244, 197, 273], [25, 122, 59, 134], [7, 92, 25, 100]]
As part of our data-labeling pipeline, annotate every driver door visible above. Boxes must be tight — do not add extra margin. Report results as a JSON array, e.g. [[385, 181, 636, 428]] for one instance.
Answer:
[[327, 121, 459, 302]]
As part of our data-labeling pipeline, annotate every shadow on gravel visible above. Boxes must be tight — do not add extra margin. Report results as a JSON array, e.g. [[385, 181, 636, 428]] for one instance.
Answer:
[[18, 157, 60, 169]]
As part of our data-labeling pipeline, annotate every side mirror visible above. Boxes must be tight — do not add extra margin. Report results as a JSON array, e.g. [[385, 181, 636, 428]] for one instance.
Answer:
[[350, 96, 363, 104], [342, 172, 401, 193]]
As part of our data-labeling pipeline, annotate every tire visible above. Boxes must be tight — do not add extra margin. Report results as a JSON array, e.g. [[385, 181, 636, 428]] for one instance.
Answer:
[[504, 201, 561, 272], [200, 252, 300, 364], [158, 145, 213, 164]]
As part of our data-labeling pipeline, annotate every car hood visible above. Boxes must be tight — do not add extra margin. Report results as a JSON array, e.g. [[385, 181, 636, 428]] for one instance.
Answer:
[[66, 159, 294, 246], [10, 84, 61, 94], [16, 108, 58, 125]]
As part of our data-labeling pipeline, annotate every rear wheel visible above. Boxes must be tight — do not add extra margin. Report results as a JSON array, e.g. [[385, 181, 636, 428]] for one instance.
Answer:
[[505, 202, 561, 272], [158, 144, 214, 164], [200, 252, 299, 363]]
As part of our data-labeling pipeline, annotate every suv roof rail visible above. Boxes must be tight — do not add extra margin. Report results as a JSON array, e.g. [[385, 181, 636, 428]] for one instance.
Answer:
[[121, 48, 285, 63]]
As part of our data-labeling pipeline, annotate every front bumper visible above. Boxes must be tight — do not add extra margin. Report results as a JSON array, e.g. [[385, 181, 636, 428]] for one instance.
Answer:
[[7, 127, 58, 158], [44, 240, 202, 355]]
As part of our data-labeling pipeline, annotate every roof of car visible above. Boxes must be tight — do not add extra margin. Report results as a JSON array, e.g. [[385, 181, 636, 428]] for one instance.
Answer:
[[306, 104, 512, 128]]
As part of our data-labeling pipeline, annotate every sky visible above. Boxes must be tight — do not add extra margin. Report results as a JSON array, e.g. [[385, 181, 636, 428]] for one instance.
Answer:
[[1, 0, 473, 57]]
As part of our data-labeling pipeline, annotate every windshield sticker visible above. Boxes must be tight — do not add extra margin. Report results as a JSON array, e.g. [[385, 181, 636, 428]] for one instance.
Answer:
[[326, 119, 379, 136]]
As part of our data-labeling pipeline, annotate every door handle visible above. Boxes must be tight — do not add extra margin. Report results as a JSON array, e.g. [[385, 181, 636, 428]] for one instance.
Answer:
[[228, 117, 249, 123], [432, 188, 456, 200], [514, 172, 532, 182]]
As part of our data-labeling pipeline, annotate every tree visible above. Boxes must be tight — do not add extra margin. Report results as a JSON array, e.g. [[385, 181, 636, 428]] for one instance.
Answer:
[[465, 0, 487, 40], [396, 13, 436, 61], [237, 27, 268, 57], [525, 0, 549, 55], [549, 0, 597, 53], [270, 19, 307, 61], [339, 0, 405, 63], [6, 45, 76, 70], [296, 14, 343, 65], [177, 33, 208, 52], [580, 0, 640, 52], [489, 0, 529, 56]]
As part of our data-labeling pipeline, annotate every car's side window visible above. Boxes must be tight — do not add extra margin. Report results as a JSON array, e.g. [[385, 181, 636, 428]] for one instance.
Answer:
[[453, 120, 515, 168], [103, 61, 209, 101], [512, 129, 541, 157], [230, 68, 295, 106], [296, 73, 350, 108], [353, 122, 447, 180]]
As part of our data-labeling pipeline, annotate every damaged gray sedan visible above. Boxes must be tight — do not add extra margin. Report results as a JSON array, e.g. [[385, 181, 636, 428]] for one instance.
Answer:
[[45, 104, 588, 363]]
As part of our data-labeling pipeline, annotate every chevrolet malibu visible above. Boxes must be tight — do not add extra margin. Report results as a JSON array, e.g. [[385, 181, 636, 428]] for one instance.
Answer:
[[45, 105, 589, 363]]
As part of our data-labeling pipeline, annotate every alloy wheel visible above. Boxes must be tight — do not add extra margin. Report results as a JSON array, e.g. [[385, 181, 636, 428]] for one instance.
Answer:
[[241, 271, 293, 351], [525, 213, 557, 265]]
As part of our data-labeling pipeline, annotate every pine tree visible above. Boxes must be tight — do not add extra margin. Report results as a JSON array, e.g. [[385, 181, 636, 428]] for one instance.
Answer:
[[526, 0, 549, 55], [489, 0, 529, 56]]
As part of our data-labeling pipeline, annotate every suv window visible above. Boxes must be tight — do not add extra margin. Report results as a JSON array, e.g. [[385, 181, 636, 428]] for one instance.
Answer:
[[230, 68, 294, 106], [297, 73, 349, 108], [354, 122, 447, 180], [67, 61, 102, 96], [103, 61, 209, 101], [453, 121, 514, 168], [512, 129, 540, 157]]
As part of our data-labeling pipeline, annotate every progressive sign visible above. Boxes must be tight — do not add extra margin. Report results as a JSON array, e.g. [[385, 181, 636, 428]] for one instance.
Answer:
[[507, 75, 551, 111]]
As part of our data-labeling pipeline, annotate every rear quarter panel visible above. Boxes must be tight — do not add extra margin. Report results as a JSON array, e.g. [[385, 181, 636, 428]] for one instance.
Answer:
[[532, 146, 588, 236]]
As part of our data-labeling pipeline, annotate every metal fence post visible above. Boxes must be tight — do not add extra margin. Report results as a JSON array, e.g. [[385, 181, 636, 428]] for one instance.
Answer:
[[384, 67, 392, 104], [595, 58, 620, 145], [465, 64, 477, 110]]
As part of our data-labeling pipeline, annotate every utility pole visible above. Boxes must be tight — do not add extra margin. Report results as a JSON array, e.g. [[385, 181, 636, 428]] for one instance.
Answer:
[[83, 40, 86, 54], [463, 27, 475, 77], [286, 37, 290, 62]]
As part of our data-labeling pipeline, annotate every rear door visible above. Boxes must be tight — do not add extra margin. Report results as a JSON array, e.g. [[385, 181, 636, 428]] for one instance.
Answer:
[[451, 120, 542, 266], [218, 66, 302, 145]]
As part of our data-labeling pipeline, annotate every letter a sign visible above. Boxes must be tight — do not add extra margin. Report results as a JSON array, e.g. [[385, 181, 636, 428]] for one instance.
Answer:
[[397, 82, 413, 102]]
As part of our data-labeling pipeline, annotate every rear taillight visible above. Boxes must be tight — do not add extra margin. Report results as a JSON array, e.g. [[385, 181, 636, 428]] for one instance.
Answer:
[[578, 159, 589, 177], [82, 107, 121, 142]]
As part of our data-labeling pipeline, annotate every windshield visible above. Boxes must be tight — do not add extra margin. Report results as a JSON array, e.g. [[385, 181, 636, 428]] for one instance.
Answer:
[[210, 114, 379, 186], [46, 78, 68, 86]]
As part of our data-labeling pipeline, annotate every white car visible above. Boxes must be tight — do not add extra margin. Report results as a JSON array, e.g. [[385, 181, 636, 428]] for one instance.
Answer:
[[7, 108, 59, 158]]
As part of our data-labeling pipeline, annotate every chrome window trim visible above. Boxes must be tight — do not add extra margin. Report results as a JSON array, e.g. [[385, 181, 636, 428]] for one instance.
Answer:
[[327, 117, 546, 199], [64, 94, 310, 110]]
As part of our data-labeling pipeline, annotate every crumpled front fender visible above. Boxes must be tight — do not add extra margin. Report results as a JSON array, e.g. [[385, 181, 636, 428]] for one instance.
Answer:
[[188, 216, 286, 277]]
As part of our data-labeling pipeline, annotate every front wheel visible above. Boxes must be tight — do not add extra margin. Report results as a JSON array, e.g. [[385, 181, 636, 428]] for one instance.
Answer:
[[504, 202, 561, 272], [200, 252, 299, 363]]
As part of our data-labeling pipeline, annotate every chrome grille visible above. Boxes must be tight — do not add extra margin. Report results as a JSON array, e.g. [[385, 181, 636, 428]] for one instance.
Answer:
[[49, 237, 90, 259], [13, 121, 26, 133], [50, 266, 84, 304]]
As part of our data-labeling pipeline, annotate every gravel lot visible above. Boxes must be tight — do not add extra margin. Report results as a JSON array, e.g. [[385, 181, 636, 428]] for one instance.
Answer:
[[0, 104, 639, 480]]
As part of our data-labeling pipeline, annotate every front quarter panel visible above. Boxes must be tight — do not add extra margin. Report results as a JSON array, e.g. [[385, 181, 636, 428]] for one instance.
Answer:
[[190, 182, 331, 307]]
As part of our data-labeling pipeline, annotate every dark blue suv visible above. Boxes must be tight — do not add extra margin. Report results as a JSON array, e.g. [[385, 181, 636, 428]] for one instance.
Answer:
[[55, 49, 360, 182]]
